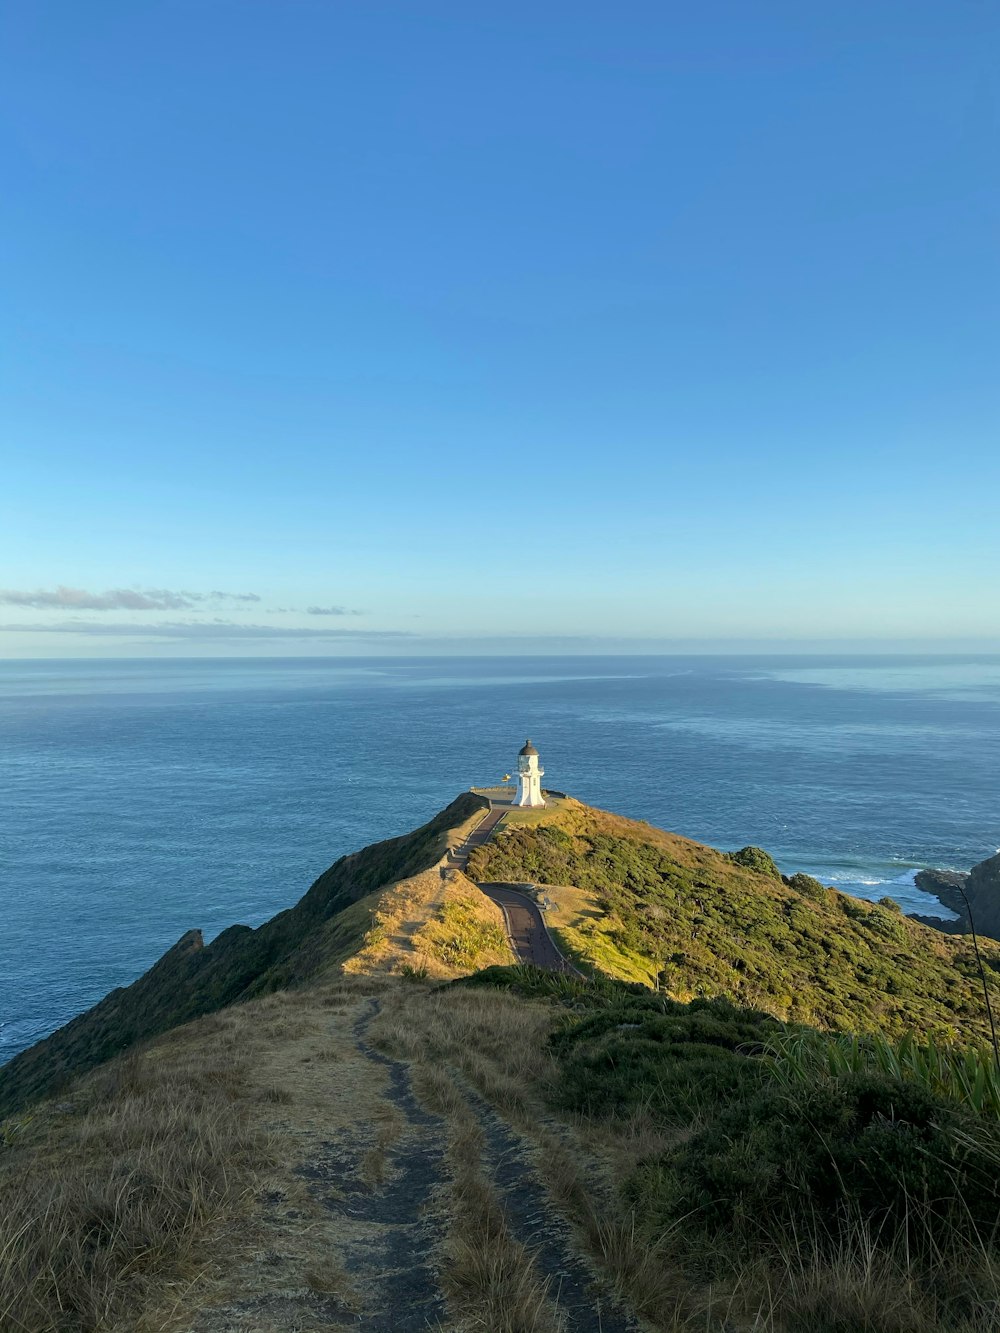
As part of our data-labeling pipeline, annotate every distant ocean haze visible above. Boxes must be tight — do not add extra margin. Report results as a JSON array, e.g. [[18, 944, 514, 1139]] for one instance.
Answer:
[[2, 654, 999, 1064]]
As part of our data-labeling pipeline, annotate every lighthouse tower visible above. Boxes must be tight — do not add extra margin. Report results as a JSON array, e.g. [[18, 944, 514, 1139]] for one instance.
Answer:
[[514, 739, 545, 808]]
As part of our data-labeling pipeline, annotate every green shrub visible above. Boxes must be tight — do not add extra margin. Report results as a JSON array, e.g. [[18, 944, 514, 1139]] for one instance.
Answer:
[[727, 846, 781, 877], [787, 871, 827, 900], [466, 951, 1000, 1326], [469, 818, 1000, 1041], [631, 1073, 999, 1261], [767, 1027, 1000, 1119]]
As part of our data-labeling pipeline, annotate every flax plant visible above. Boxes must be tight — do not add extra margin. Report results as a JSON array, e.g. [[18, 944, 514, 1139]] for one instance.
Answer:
[[764, 1029, 1000, 1120]]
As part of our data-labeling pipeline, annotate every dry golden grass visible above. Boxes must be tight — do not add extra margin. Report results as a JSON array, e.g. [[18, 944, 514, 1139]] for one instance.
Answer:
[[127, 980, 399, 1332], [359, 1103, 404, 1186], [370, 986, 658, 1327], [12, 912, 988, 1333], [342, 866, 514, 980], [442, 1096, 566, 1332], [373, 989, 567, 1331], [537, 881, 658, 986], [0, 1011, 264, 1333], [302, 1255, 360, 1310]]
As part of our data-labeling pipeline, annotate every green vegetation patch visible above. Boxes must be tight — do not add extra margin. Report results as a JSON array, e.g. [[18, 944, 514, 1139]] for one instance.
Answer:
[[632, 1073, 998, 1262], [726, 844, 781, 877], [464, 965, 1000, 1325], [467, 813, 1000, 1041]]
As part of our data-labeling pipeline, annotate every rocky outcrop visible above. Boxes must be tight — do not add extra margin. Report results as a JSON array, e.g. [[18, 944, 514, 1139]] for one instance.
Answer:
[[915, 855, 1000, 944], [967, 853, 1000, 941], [913, 868, 970, 929]]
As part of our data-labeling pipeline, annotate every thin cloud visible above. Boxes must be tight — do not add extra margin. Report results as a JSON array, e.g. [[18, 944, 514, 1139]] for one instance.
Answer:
[[208, 591, 261, 603], [0, 620, 409, 640], [307, 605, 363, 616], [0, 586, 261, 611]]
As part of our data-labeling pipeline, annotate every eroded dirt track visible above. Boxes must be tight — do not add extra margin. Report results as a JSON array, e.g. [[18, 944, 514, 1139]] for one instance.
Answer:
[[278, 1005, 448, 1329], [459, 1082, 634, 1333], [144, 984, 639, 1333]]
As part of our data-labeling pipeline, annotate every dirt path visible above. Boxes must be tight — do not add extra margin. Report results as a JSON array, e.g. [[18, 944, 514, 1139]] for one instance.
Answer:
[[290, 1002, 449, 1330], [141, 981, 639, 1333], [460, 1084, 634, 1332], [145, 985, 446, 1333]]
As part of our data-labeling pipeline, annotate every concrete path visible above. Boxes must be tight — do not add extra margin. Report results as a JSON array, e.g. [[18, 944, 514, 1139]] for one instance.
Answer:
[[446, 804, 508, 871], [447, 797, 580, 975], [477, 882, 576, 974]]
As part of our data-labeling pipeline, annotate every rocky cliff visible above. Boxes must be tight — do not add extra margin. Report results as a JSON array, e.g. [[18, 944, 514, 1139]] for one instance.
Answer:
[[916, 852, 1000, 941]]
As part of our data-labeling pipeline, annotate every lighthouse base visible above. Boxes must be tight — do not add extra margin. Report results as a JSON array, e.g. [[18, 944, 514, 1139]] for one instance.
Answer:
[[514, 779, 546, 808]]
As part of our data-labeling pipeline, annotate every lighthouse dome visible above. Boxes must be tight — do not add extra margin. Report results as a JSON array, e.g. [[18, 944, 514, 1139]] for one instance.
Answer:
[[519, 739, 538, 756]]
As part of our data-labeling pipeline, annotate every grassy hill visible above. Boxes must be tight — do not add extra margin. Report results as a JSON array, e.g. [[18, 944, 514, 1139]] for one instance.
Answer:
[[0, 792, 489, 1117], [7, 790, 998, 1121], [468, 798, 1000, 1040], [338, 865, 514, 979], [7, 964, 999, 1333], [5, 792, 1000, 1332]]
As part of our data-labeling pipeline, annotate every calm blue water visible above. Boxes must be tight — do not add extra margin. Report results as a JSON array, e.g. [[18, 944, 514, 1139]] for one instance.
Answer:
[[3, 654, 999, 1064]]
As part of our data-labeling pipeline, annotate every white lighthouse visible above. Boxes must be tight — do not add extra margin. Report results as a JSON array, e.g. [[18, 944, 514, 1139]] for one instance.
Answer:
[[514, 739, 545, 807]]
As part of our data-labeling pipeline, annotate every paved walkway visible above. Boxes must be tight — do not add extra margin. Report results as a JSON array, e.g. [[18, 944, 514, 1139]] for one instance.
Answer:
[[477, 882, 576, 973], [447, 797, 578, 975], [446, 804, 508, 872]]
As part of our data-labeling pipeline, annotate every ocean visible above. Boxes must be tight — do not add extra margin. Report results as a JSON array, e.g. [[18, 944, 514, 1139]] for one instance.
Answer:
[[2, 654, 999, 1065]]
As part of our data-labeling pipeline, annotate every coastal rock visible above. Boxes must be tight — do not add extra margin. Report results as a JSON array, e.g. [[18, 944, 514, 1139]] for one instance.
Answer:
[[914, 868, 970, 922], [916, 855, 1000, 944], [967, 853, 1000, 941]]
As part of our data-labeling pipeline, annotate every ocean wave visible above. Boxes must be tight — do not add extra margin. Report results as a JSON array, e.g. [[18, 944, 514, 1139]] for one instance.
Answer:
[[795, 865, 960, 920], [817, 870, 918, 888]]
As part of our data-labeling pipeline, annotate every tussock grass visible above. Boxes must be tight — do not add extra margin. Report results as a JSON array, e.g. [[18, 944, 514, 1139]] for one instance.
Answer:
[[372, 983, 670, 1325], [0, 1021, 263, 1333], [447, 1229, 565, 1333], [444, 1113, 565, 1333], [444, 1112, 569, 1331], [384, 979, 741, 1328], [359, 1105, 404, 1186], [303, 1256, 359, 1308], [773, 1218, 1000, 1333]]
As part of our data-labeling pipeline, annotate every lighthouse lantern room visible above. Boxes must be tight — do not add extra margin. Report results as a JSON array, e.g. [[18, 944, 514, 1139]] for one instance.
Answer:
[[514, 739, 545, 808]]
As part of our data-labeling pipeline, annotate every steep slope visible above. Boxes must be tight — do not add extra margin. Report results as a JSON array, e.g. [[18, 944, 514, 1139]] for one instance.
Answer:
[[0, 792, 488, 1116], [7, 964, 1000, 1333], [468, 799, 1000, 1039]]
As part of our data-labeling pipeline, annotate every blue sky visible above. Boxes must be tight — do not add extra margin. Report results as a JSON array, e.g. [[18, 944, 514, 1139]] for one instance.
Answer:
[[2, 2, 998, 655]]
